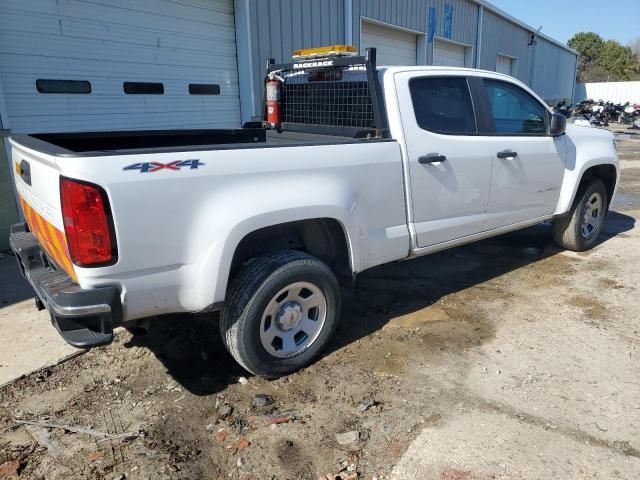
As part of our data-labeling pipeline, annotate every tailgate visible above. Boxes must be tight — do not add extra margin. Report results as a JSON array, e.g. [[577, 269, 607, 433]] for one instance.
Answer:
[[10, 139, 77, 281]]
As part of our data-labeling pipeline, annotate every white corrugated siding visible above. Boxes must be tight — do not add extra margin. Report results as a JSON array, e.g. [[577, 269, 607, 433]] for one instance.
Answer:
[[530, 37, 577, 105], [433, 38, 465, 67], [574, 81, 640, 104], [361, 21, 417, 66], [423, 0, 479, 65], [479, 10, 531, 84], [247, 0, 345, 119], [0, 0, 240, 133]]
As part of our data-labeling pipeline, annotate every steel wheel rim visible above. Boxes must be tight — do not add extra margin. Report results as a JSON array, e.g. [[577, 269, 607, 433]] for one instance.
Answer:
[[260, 281, 327, 358], [580, 192, 603, 239]]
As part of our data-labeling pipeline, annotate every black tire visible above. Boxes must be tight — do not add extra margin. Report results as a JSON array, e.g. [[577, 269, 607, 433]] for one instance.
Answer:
[[220, 250, 341, 378], [552, 178, 608, 252]]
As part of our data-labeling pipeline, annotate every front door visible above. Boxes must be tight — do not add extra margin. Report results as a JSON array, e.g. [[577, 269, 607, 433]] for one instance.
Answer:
[[395, 73, 493, 248], [480, 79, 566, 230]]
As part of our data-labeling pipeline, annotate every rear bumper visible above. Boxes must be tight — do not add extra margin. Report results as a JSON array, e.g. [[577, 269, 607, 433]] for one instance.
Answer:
[[9, 222, 121, 348]]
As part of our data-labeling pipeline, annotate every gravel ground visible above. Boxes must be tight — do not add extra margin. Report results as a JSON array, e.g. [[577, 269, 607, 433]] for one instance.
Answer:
[[1, 127, 639, 480]]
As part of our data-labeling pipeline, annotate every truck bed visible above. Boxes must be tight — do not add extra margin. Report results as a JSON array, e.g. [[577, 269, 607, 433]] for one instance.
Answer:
[[11, 128, 390, 157]]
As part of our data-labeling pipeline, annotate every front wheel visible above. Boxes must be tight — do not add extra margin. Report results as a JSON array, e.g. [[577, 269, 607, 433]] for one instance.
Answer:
[[220, 250, 341, 378], [552, 178, 608, 252]]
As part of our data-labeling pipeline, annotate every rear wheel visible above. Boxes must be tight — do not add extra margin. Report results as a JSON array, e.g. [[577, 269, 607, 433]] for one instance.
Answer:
[[553, 178, 608, 251], [220, 250, 341, 378]]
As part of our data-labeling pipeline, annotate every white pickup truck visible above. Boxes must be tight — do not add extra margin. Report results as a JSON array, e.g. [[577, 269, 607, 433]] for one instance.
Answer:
[[9, 49, 619, 377]]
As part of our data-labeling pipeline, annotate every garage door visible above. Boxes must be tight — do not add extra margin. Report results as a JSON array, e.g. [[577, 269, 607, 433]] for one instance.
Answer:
[[496, 55, 515, 76], [361, 22, 417, 66], [0, 0, 240, 133], [433, 39, 466, 67]]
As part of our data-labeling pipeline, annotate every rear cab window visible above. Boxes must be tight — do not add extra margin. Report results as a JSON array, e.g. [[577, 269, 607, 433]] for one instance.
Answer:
[[483, 79, 549, 135], [409, 77, 477, 135]]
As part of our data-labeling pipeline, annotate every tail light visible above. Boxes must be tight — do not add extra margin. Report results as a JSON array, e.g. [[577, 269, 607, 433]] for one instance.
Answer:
[[60, 177, 117, 267]]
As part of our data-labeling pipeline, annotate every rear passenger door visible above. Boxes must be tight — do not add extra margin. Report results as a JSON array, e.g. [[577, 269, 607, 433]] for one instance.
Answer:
[[395, 73, 494, 248], [478, 78, 566, 230]]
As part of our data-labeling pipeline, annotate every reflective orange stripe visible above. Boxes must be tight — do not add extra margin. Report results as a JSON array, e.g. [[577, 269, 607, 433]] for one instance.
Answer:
[[19, 195, 77, 282], [35, 213, 54, 248], [39, 221, 67, 271], [45, 222, 62, 253]]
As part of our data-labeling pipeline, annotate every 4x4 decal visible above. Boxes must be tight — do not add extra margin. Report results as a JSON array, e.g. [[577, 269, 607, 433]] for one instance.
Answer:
[[123, 159, 204, 173]]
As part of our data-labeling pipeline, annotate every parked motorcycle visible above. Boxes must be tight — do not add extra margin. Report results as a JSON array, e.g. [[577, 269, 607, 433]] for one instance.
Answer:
[[553, 100, 573, 118], [568, 99, 640, 128], [618, 102, 640, 127]]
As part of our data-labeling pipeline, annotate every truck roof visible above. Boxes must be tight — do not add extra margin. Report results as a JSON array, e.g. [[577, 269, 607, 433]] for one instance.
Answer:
[[378, 65, 518, 81], [376, 65, 547, 107]]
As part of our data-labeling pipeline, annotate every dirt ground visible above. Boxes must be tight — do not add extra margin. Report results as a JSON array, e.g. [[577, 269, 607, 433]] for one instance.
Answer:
[[1, 128, 639, 480]]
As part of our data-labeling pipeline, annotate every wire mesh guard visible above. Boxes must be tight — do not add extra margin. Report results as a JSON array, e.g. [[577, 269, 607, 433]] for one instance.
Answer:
[[279, 65, 375, 129]]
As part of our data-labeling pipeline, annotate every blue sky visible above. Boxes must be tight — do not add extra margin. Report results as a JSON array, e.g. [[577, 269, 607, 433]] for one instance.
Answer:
[[488, 0, 640, 46]]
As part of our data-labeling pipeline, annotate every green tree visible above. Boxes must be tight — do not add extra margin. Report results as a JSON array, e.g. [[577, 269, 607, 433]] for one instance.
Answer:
[[631, 38, 640, 61], [568, 32, 604, 82], [599, 40, 636, 80], [568, 32, 605, 63], [568, 32, 640, 82]]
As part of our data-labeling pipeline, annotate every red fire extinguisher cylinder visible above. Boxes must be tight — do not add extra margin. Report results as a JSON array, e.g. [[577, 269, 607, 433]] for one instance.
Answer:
[[266, 80, 282, 130]]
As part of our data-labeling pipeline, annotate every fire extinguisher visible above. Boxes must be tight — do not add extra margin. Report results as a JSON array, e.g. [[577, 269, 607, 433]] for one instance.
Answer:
[[266, 72, 283, 132]]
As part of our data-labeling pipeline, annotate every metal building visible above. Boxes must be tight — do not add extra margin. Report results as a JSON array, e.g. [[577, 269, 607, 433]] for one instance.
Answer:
[[240, 0, 578, 122], [0, 0, 577, 248], [0, 0, 578, 135], [0, 0, 578, 134]]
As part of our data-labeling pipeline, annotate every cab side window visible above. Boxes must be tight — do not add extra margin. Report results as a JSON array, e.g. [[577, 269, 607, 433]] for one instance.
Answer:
[[409, 77, 477, 135], [484, 79, 548, 135]]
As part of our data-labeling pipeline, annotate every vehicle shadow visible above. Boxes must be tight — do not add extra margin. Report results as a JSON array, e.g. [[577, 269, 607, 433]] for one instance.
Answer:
[[0, 254, 33, 308], [125, 210, 635, 396], [329, 210, 635, 357], [599, 210, 637, 244]]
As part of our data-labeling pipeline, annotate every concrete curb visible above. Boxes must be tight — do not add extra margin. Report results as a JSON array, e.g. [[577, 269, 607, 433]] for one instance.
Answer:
[[0, 349, 86, 390]]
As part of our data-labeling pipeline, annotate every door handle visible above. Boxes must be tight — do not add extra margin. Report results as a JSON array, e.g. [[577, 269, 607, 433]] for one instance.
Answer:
[[497, 150, 518, 159], [418, 154, 447, 164]]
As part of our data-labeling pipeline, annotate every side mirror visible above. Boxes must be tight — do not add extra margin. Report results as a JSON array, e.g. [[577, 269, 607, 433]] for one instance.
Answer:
[[550, 112, 566, 136]]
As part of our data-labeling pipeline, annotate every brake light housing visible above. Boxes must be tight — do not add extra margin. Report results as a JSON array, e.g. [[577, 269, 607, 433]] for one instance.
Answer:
[[60, 177, 117, 267]]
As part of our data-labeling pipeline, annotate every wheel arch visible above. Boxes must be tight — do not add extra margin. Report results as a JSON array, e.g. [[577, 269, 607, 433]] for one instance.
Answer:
[[579, 164, 617, 209], [228, 217, 355, 283], [197, 209, 360, 308], [555, 160, 619, 216]]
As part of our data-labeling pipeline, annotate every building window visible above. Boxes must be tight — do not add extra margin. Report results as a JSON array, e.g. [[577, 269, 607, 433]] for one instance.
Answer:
[[189, 83, 220, 95], [123, 82, 164, 94], [36, 79, 91, 94], [496, 55, 516, 76]]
